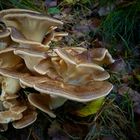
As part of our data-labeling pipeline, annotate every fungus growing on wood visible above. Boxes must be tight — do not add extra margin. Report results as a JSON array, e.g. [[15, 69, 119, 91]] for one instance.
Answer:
[[0, 8, 115, 130]]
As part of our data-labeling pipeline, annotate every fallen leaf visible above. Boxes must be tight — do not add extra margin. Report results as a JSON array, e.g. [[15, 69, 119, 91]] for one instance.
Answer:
[[110, 58, 127, 73], [76, 97, 105, 117]]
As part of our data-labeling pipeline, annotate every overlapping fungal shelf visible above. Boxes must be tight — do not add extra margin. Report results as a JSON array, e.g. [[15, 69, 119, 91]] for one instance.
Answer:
[[0, 9, 114, 130]]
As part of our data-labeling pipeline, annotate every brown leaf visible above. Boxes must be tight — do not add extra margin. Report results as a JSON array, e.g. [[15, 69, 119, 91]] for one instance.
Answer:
[[110, 58, 126, 73]]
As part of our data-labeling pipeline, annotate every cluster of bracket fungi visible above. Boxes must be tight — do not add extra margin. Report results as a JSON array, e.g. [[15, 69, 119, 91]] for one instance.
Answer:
[[0, 9, 114, 130]]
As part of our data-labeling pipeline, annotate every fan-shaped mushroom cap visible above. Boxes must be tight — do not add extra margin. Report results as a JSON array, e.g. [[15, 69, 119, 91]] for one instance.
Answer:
[[12, 111, 37, 129], [53, 48, 110, 84], [3, 99, 19, 109], [54, 47, 88, 65], [55, 47, 115, 65], [20, 73, 113, 102], [33, 58, 53, 75], [20, 76, 49, 88], [14, 47, 48, 73], [0, 8, 40, 19], [28, 93, 56, 118], [0, 47, 22, 69], [54, 48, 76, 65], [0, 110, 23, 123], [10, 105, 27, 114], [34, 80, 113, 102], [9, 27, 46, 48], [88, 48, 115, 65], [34, 58, 63, 80], [1, 10, 63, 46], [0, 68, 113, 102], [0, 68, 29, 80], [74, 63, 110, 81], [14, 45, 48, 56]]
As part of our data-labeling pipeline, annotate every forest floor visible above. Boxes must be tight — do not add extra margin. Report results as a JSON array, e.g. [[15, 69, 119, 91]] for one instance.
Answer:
[[0, 0, 140, 140]]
